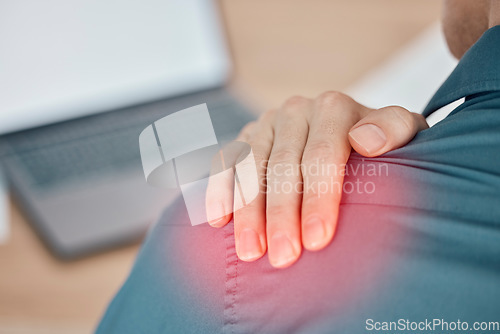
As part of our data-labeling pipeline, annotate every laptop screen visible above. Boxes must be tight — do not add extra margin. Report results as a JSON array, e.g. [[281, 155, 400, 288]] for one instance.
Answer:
[[0, 0, 230, 135]]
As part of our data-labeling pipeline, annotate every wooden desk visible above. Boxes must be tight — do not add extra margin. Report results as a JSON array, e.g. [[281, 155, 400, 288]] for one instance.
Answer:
[[0, 1, 440, 332]]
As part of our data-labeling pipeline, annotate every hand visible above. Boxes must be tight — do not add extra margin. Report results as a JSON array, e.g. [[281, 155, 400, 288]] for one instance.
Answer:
[[206, 91, 428, 268]]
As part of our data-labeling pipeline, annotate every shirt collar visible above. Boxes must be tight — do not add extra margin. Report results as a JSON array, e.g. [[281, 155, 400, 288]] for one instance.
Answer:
[[423, 25, 500, 117]]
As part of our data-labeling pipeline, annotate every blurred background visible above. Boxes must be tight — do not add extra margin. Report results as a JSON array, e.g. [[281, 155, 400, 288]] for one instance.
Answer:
[[0, 0, 448, 332]]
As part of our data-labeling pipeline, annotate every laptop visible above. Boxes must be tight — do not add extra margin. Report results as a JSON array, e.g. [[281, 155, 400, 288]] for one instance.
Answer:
[[0, 0, 254, 259]]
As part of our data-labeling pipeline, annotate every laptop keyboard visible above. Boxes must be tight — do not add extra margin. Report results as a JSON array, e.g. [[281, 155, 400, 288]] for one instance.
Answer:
[[2, 89, 255, 190], [14, 127, 144, 188]]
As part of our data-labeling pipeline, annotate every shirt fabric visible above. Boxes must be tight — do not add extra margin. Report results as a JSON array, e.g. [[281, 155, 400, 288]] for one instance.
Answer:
[[96, 26, 500, 334]]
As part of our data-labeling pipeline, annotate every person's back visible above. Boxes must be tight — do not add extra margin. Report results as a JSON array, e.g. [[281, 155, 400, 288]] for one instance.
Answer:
[[96, 4, 500, 333]]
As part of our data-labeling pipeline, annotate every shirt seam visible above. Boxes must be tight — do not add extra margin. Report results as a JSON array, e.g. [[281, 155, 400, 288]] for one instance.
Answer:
[[222, 222, 239, 334]]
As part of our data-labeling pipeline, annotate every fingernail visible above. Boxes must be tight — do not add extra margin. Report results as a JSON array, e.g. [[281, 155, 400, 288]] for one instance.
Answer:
[[207, 203, 226, 227], [208, 217, 225, 227], [269, 232, 298, 268], [238, 228, 263, 261], [349, 124, 387, 154], [303, 217, 327, 250]]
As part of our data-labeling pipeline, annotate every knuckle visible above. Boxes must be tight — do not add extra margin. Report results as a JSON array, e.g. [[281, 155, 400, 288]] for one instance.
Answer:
[[316, 91, 351, 109], [413, 112, 427, 125], [283, 95, 309, 109], [260, 108, 278, 122], [240, 121, 257, 136], [387, 106, 415, 132], [301, 193, 319, 206], [302, 141, 335, 161], [280, 107, 297, 119], [270, 147, 301, 164], [277, 96, 310, 119], [244, 120, 257, 130], [301, 142, 348, 175], [266, 205, 290, 218]]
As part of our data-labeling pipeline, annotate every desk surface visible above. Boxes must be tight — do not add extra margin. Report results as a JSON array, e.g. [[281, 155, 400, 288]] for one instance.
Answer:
[[0, 1, 440, 332]]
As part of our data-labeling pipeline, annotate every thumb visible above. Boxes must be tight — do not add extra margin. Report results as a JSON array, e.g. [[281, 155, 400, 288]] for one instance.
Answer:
[[348, 106, 428, 157]]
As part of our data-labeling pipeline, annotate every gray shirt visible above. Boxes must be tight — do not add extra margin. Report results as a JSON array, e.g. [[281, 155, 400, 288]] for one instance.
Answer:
[[97, 26, 500, 334]]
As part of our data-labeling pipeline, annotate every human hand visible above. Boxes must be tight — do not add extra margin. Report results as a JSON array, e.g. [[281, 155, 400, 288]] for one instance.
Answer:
[[206, 91, 428, 268]]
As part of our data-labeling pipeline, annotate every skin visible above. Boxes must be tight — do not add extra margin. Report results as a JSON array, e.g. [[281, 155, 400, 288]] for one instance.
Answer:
[[207, 95, 428, 268], [442, 0, 500, 59], [207, 0, 500, 268]]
